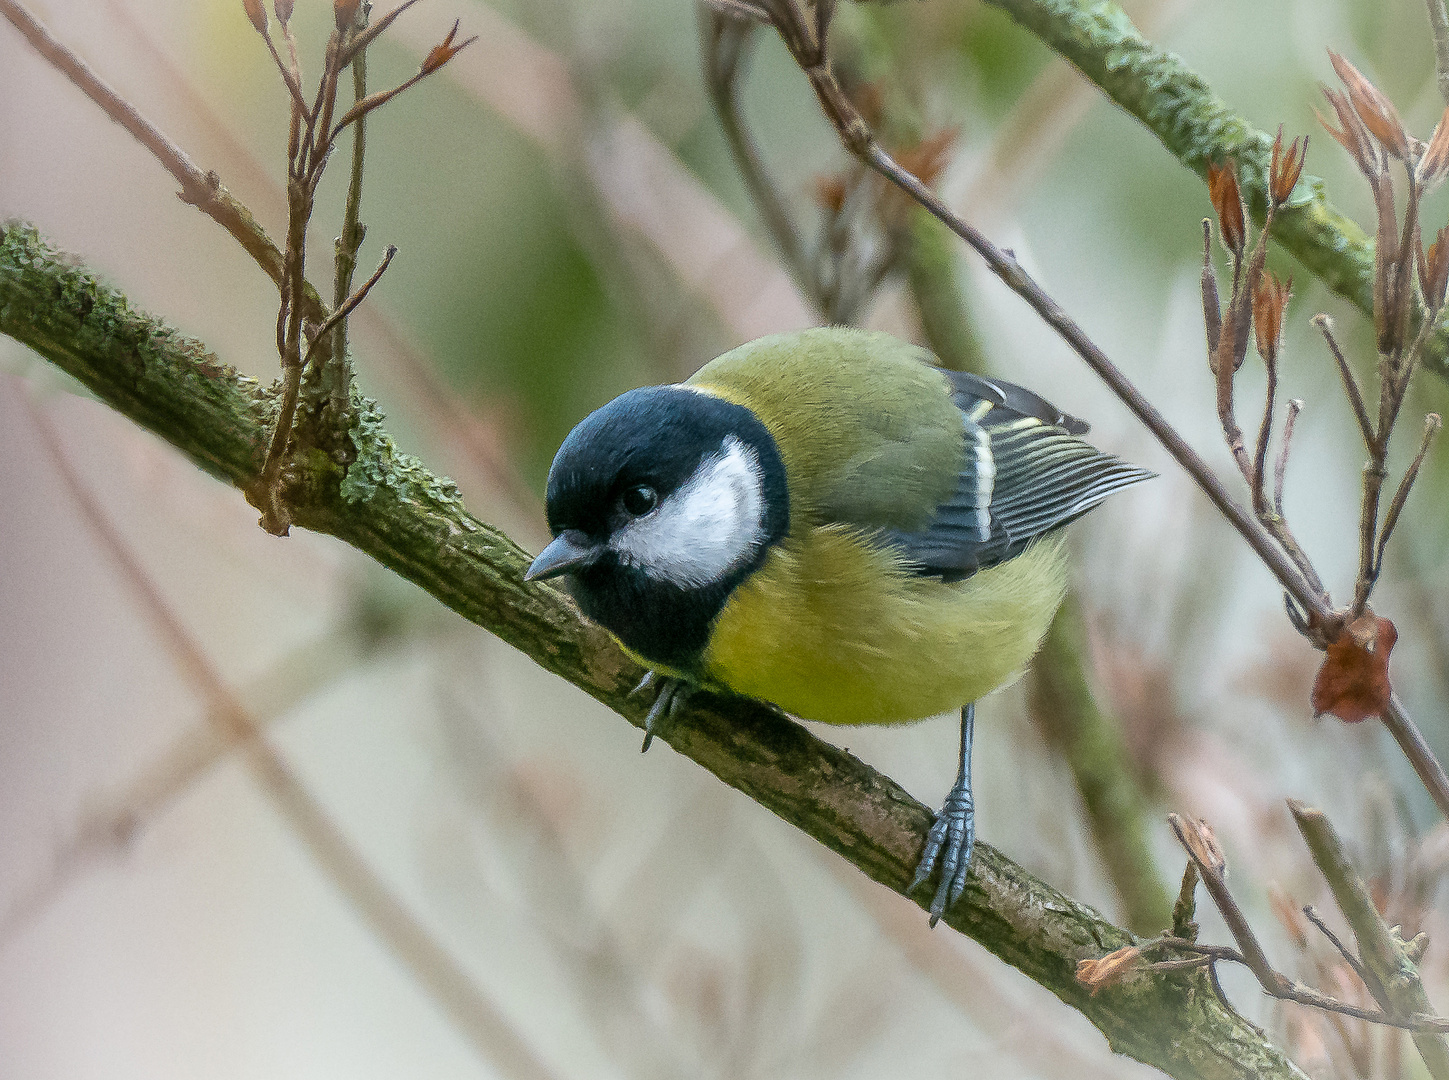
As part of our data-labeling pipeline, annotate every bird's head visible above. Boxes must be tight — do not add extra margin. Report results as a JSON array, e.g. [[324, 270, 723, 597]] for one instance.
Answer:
[[526, 386, 789, 668]]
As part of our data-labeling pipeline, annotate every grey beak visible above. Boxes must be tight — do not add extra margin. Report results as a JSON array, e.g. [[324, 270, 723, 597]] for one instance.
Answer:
[[525, 530, 599, 581]]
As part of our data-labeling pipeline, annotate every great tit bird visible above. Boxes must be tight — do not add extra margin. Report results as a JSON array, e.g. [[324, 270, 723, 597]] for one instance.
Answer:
[[526, 327, 1151, 922]]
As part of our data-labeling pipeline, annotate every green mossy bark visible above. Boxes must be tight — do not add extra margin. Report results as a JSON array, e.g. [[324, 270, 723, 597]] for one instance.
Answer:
[[0, 221, 1309, 1080]]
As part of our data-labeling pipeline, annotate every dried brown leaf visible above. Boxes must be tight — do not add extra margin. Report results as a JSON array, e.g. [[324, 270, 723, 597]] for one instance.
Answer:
[[273, 0, 294, 25], [1316, 89, 1375, 177], [1207, 160, 1246, 256], [1075, 946, 1143, 995], [1311, 614, 1397, 723], [1328, 51, 1409, 159]]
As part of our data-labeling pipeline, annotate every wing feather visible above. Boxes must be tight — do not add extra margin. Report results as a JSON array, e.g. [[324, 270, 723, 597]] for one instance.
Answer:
[[880, 371, 1152, 579]]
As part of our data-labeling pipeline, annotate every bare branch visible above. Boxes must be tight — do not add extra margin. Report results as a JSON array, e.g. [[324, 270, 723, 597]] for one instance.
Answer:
[[1274, 399, 1303, 517], [1376, 413, 1442, 573], [305, 245, 396, 371], [0, 225, 1317, 1080], [0, 0, 336, 368], [1290, 801, 1449, 1077], [1302, 905, 1385, 1008]]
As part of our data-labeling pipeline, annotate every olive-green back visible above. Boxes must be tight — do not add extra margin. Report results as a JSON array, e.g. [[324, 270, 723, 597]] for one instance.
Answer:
[[686, 327, 963, 534]]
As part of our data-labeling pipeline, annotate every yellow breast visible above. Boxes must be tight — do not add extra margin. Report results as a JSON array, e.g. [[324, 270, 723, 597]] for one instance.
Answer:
[[701, 529, 1068, 725]]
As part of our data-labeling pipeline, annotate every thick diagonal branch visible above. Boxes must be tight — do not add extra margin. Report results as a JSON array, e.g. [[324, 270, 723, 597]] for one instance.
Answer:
[[0, 222, 1310, 1080]]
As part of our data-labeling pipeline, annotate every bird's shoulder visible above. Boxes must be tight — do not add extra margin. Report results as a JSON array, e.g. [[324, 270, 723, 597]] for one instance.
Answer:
[[687, 327, 966, 531]]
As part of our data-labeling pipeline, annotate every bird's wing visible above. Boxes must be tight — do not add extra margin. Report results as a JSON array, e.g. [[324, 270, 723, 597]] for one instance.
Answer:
[[879, 370, 1154, 579]]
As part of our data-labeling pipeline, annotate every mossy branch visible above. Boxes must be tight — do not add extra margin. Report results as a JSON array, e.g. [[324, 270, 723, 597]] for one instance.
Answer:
[[0, 220, 1311, 1080], [979, 0, 1449, 377]]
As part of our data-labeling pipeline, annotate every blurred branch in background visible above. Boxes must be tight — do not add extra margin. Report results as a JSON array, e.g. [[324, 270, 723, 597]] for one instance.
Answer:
[[17, 390, 565, 1080], [1029, 599, 1173, 934], [0, 601, 394, 945], [435, 0, 813, 342], [0, 223, 1311, 1080], [1129, 809, 1449, 1078]]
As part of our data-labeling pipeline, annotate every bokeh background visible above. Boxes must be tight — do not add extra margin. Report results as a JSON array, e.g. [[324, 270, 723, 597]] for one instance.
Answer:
[[5, 0, 1449, 1076]]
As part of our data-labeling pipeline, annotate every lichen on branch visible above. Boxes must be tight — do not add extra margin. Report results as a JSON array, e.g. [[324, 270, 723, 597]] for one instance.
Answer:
[[0, 220, 1308, 1080]]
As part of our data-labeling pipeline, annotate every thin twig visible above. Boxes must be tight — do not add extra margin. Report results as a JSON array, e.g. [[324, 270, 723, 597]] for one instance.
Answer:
[[306, 245, 396, 371], [0, 0, 334, 361], [1161, 813, 1449, 1037], [21, 393, 564, 1080], [328, 6, 370, 416], [1168, 815, 1286, 991], [700, 7, 813, 305], [1273, 399, 1303, 516], [261, 24, 310, 114], [91, 0, 541, 523], [1375, 412, 1442, 574], [1430, 0, 1449, 108], [1290, 800, 1449, 1078], [1314, 315, 1375, 446], [1302, 905, 1385, 1008], [1252, 342, 1279, 516], [1384, 694, 1449, 821]]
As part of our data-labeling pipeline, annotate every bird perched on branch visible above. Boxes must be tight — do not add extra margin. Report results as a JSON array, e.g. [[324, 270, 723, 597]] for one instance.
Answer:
[[526, 327, 1151, 923]]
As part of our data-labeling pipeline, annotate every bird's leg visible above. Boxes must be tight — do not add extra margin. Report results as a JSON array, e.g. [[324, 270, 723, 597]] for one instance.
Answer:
[[909, 702, 976, 927], [630, 671, 694, 752]]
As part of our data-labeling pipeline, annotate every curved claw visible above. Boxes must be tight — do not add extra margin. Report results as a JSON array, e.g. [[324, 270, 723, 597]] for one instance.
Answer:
[[639, 675, 693, 752]]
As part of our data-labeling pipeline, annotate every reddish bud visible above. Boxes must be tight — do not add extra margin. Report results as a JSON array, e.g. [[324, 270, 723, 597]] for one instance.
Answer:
[[335, 0, 362, 31], [1422, 226, 1449, 312], [1252, 271, 1291, 362], [1207, 160, 1246, 256], [1421, 108, 1449, 189], [273, 0, 294, 25], [1310, 614, 1397, 723], [1317, 88, 1377, 178], [243, 0, 268, 35], [1269, 126, 1307, 207], [1076, 946, 1143, 995], [1328, 51, 1409, 160], [421, 19, 476, 75]]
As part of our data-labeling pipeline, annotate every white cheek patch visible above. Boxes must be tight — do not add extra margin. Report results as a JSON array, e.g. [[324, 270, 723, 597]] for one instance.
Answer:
[[610, 436, 768, 588]]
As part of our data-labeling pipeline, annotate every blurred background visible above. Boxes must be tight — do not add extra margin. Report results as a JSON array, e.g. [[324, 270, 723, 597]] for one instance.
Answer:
[[5, 0, 1449, 1076]]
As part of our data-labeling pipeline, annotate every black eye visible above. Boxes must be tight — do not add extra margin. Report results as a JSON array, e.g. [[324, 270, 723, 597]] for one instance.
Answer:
[[621, 485, 658, 517]]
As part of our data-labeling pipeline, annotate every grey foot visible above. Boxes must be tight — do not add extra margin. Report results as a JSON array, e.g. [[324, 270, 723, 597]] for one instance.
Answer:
[[909, 780, 975, 927], [910, 702, 976, 926], [630, 671, 693, 752]]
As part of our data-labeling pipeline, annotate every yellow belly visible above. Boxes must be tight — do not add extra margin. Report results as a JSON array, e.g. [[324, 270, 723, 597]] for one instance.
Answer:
[[701, 528, 1068, 725]]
